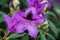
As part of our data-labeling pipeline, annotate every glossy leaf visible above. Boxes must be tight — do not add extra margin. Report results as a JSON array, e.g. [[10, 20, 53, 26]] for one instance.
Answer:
[[47, 33, 56, 40], [0, 0, 8, 7], [39, 30, 46, 40], [8, 33, 26, 39], [57, 28, 60, 33], [54, 8, 60, 17], [22, 34, 29, 40], [0, 11, 4, 23], [51, 2, 60, 9], [51, 2, 60, 17], [46, 11, 57, 18], [48, 20, 58, 37]]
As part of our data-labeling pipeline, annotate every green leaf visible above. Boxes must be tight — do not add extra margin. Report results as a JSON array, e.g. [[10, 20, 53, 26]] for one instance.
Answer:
[[0, 36, 2, 40], [22, 34, 29, 40], [48, 20, 58, 37], [39, 30, 46, 40], [8, 33, 26, 39], [51, 2, 60, 17], [19, 0, 28, 10], [20, 0, 28, 6], [57, 28, 60, 33], [0, 0, 8, 7], [54, 8, 60, 17], [0, 11, 4, 23], [51, 2, 60, 9], [46, 11, 57, 18], [47, 33, 56, 40]]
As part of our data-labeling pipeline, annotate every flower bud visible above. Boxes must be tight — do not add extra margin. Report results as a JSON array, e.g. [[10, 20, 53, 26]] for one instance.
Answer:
[[13, 0, 20, 8], [9, 0, 14, 8], [9, 0, 20, 9], [42, 20, 49, 32]]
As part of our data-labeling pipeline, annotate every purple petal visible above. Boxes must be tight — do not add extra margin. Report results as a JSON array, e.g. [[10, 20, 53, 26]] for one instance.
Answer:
[[26, 22, 38, 38], [37, 4, 46, 14], [35, 0, 41, 4], [4, 14, 15, 32], [41, 0, 51, 9], [4, 14, 17, 33], [45, 2, 51, 9], [9, 19, 17, 32], [4, 14, 11, 25], [34, 0, 41, 8], [26, 0, 42, 7], [54, 0, 60, 4], [14, 11, 25, 17], [34, 13, 46, 24], [26, 0, 34, 6], [15, 22, 26, 33], [25, 7, 37, 18], [11, 11, 27, 33], [12, 11, 26, 22]]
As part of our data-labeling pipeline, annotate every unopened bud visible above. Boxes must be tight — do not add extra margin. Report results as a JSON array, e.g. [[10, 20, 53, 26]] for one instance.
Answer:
[[42, 20, 49, 31], [9, 0, 14, 8], [13, 0, 20, 8]]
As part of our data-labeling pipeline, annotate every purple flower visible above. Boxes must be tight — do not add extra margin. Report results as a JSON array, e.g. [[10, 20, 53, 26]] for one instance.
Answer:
[[13, 7, 46, 38], [54, 0, 60, 4], [4, 14, 17, 33], [26, 0, 41, 7], [26, 0, 51, 12], [4, 7, 46, 38]]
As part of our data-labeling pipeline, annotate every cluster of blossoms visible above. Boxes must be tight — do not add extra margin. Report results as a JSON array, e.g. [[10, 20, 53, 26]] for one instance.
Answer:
[[4, 0, 50, 38]]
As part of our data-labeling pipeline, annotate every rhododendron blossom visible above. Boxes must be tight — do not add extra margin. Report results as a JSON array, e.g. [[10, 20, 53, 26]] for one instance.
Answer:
[[4, 7, 46, 38]]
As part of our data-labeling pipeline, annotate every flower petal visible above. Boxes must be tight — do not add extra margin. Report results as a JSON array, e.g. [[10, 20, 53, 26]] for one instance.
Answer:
[[34, 13, 46, 24], [12, 11, 26, 22], [26, 22, 38, 38], [25, 7, 37, 18], [34, 0, 41, 8], [37, 3, 46, 14], [4, 14, 14, 32], [26, 0, 34, 6], [26, 0, 41, 7], [15, 22, 26, 33], [4, 14, 11, 25], [12, 11, 27, 33], [54, 0, 60, 4], [14, 11, 25, 17], [41, 0, 51, 9]]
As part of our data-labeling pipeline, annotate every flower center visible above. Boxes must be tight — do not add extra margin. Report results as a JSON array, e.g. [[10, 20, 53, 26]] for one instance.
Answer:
[[26, 12, 33, 20]]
